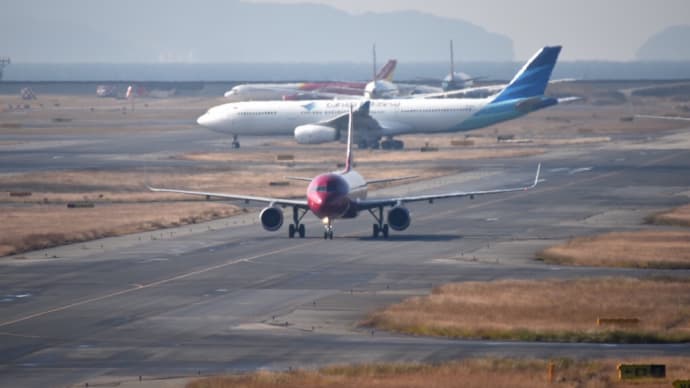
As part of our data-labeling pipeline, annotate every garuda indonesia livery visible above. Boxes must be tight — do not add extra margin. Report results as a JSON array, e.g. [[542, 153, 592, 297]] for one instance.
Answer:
[[197, 46, 568, 149], [150, 106, 541, 240]]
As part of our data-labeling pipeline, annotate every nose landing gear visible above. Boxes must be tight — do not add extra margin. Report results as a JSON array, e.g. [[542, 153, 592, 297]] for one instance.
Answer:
[[322, 218, 334, 240]]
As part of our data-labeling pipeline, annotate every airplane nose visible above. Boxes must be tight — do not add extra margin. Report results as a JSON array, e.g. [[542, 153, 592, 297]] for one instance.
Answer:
[[196, 113, 210, 127]]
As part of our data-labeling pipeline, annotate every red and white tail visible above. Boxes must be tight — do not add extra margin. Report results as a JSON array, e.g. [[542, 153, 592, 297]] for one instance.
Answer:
[[376, 59, 397, 81]]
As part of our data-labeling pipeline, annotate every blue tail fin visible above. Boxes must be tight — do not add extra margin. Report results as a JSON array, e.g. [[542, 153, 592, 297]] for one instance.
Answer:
[[492, 46, 562, 103]]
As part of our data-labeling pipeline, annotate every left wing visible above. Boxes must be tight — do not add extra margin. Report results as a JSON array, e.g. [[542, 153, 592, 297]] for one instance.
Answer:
[[355, 164, 540, 210], [634, 114, 690, 121], [147, 186, 308, 208]]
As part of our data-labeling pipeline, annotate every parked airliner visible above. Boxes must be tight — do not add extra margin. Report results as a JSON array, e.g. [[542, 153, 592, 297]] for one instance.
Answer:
[[150, 105, 541, 239], [198, 46, 571, 150], [223, 59, 397, 102]]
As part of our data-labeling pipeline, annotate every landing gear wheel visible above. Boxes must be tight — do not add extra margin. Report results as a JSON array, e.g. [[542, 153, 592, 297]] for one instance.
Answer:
[[288, 224, 296, 238], [328, 231, 333, 240], [372, 224, 380, 238], [382, 224, 389, 238], [232, 135, 240, 149], [298, 224, 306, 238]]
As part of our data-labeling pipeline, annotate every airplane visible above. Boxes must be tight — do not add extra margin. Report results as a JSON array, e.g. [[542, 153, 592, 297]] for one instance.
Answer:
[[365, 40, 481, 99], [150, 104, 542, 240], [197, 46, 572, 150], [223, 59, 397, 102]]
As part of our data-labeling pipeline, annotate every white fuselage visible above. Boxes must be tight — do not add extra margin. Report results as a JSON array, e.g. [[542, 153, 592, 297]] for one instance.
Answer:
[[224, 83, 306, 101], [198, 98, 490, 137]]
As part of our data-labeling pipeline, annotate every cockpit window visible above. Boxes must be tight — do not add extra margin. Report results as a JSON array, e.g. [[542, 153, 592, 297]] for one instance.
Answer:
[[327, 181, 339, 191], [316, 185, 327, 192]]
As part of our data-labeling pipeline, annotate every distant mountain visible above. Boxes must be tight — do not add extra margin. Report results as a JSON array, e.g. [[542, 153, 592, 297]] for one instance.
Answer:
[[637, 25, 690, 61], [0, 0, 513, 63]]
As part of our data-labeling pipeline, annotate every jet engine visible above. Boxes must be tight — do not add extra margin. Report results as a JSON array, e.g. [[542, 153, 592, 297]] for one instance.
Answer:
[[387, 206, 410, 231], [294, 124, 338, 144], [260, 207, 283, 231]]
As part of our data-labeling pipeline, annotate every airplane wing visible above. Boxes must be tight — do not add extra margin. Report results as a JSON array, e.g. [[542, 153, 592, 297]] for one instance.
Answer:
[[367, 176, 418, 185], [147, 186, 309, 208], [354, 164, 540, 210], [413, 79, 576, 100], [634, 114, 690, 121]]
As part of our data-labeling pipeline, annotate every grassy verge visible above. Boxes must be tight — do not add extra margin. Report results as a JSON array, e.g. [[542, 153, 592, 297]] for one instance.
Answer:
[[186, 357, 690, 388], [537, 230, 690, 269], [646, 204, 690, 227], [0, 202, 240, 256], [362, 278, 690, 343]]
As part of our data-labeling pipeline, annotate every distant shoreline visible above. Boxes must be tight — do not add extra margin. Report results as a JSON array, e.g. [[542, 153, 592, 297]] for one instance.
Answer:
[[3, 61, 690, 82]]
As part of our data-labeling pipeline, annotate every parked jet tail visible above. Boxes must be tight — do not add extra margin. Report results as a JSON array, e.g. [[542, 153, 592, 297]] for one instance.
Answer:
[[492, 46, 562, 103], [376, 59, 398, 81]]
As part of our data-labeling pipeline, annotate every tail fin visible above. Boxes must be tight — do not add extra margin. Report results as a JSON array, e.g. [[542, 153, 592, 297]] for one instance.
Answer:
[[344, 105, 354, 173], [376, 59, 397, 81], [492, 46, 562, 103]]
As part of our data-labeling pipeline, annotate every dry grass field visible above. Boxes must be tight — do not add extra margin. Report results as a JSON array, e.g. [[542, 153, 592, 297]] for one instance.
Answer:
[[537, 230, 690, 269], [647, 204, 690, 227], [363, 278, 690, 343], [186, 357, 690, 388], [0, 202, 240, 256]]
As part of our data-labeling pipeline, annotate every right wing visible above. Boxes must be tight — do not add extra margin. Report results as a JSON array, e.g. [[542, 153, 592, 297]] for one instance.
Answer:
[[355, 164, 541, 210], [147, 186, 308, 208]]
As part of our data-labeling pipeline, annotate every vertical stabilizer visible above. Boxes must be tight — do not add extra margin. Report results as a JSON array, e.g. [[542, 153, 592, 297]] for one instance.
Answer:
[[344, 106, 354, 173], [449, 40, 455, 83], [376, 59, 398, 81], [372, 44, 377, 82], [492, 46, 562, 103]]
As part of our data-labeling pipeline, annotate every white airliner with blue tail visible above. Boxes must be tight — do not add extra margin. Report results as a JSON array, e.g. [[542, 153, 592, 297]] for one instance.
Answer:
[[197, 46, 573, 149]]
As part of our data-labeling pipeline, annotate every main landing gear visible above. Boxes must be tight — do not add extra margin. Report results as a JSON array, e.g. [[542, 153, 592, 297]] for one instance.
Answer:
[[231, 134, 240, 149], [322, 218, 334, 240], [369, 206, 389, 238], [380, 138, 404, 150], [288, 207, 307, 238]]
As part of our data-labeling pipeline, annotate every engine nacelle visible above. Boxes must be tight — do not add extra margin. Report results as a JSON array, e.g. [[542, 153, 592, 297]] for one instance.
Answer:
[[260, 207, 283, 232], [387, 206, 410, 231], [294, 124, 338, 144]]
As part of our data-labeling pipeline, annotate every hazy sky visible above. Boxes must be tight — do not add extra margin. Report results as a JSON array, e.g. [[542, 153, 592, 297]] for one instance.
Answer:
[[248, 0, 690, 61]]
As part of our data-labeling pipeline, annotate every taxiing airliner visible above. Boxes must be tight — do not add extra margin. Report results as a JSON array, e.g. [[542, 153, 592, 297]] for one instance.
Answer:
[[150, 104, 541, 240], [198, 46, 571, 150]]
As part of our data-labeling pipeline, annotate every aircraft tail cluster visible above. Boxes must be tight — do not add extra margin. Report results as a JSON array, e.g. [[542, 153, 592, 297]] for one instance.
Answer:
[[492, 46, 562, 103]]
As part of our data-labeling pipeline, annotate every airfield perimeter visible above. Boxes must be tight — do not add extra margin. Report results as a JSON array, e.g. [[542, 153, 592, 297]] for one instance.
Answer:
[[1, 85, 690, 387]]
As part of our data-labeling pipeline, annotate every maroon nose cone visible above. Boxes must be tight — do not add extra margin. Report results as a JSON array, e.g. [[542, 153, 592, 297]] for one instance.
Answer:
[[307, 174, 350, 219]]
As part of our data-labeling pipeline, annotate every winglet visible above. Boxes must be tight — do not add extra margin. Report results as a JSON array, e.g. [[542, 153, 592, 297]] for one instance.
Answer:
[[532, 163, 542, 188], [343, 105, 354, 173]]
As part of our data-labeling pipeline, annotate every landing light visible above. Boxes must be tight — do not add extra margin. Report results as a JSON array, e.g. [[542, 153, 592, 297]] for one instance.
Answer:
[[322, 217, 330, 225]]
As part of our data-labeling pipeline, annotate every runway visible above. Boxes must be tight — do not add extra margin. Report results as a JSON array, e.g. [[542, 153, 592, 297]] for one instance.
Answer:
[[1, 130, 690, 386]]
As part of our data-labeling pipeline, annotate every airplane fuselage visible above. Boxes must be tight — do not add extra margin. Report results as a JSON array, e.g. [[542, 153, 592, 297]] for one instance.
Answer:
[[197, 97, 531, 138], [307, 170, 367, 220]]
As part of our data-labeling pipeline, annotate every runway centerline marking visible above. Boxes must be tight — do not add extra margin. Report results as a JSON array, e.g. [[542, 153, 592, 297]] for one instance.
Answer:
[[0, 241, 319, 329]]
